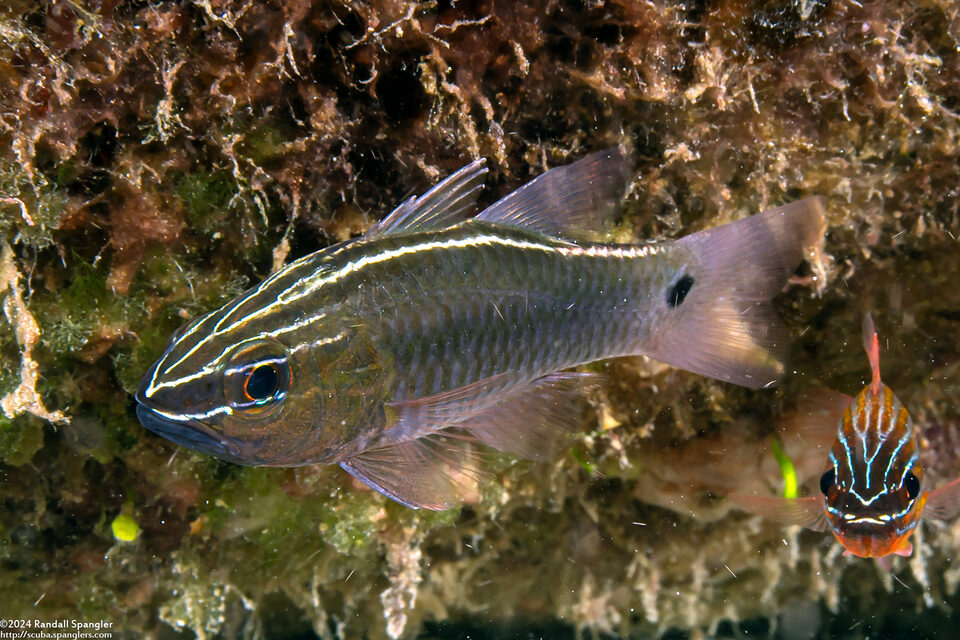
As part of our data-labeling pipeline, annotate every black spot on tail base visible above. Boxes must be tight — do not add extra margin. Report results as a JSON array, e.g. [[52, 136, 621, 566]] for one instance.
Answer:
[[667, 274, 695, 307]]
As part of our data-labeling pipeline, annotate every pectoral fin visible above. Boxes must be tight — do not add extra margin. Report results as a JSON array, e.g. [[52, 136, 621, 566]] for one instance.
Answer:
[[460, 372, 603, 460], [778, 389, 852, 446], [728, 493, 829, 532], [924, 477, 960, 521], [352, 371, 602, 509]]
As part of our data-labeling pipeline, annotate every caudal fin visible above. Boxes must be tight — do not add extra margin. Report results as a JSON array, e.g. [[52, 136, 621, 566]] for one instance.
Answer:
[[644, 198, 826, 388]]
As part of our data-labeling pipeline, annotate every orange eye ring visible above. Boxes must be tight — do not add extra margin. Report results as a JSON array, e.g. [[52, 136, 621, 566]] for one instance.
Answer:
[[242, 362, 281, 402], [222, 339, 291, 419]]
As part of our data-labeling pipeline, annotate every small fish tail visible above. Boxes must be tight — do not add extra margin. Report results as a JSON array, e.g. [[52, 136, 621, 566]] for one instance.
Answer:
[[645, 198, 826, 388]]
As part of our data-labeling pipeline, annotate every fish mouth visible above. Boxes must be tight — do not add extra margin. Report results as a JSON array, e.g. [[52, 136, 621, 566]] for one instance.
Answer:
[[842, 515, 891, 525], [135, 356, 247, 463], [135, 404, 248, 465]]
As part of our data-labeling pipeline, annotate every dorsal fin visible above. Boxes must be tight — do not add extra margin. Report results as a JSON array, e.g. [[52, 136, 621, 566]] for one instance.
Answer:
[[365, 160, 488, 237], [862, 313, 881, 395], [473, 148, 632, 239]]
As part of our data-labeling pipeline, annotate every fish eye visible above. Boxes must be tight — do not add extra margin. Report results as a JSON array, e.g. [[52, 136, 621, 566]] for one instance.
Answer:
[[904, 471, 921, 500], [245, 363, 280, 401], [819, 468, 836, 495], [223, 340, 291, 417]]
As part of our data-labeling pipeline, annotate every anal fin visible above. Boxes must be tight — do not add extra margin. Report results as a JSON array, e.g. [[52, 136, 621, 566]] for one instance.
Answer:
[[348, 371, 602, 509], [339, 433, 483, 510]]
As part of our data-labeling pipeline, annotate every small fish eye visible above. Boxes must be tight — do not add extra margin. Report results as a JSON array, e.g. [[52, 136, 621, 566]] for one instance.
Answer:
[[819, 468, 836, 495], [223, 340, 291, 417], [904, 471, 921, 500]]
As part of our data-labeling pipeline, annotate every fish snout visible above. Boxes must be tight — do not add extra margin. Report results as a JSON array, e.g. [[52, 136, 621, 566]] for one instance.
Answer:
[[136, 359, 222, 416]]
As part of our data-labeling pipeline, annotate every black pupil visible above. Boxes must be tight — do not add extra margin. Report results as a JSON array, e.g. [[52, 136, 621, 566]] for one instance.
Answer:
[[904, 471, 921, 499], [819, 468, 836, 495], [246, 364, 280, 401]]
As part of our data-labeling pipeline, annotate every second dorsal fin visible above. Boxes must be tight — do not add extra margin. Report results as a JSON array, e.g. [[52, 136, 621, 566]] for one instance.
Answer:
[[474, 148, 632, 239], [365, 160, 489, 237]]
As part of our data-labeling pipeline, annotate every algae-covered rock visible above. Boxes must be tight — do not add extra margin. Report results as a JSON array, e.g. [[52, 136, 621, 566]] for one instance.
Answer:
[[1, 0, 960, 637]]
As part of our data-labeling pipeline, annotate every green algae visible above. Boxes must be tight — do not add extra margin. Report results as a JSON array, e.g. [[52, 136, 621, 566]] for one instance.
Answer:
[[34, 259, 112, 355], [174, 170, 244, 235], [0, 414, 44, 466], [0, 164, 68, 249]]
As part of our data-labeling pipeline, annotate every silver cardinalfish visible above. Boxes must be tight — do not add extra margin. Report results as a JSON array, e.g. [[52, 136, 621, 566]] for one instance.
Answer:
[[136, 149, 824, 510], [734, 314, 960, 558]]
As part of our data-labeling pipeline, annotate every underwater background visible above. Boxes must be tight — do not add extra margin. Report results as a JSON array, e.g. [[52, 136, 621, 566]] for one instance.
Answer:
[[1, 0, 960, 637]]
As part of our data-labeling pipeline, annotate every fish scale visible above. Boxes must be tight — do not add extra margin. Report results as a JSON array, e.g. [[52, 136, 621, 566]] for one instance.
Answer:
[[349, 223, 662, 400]]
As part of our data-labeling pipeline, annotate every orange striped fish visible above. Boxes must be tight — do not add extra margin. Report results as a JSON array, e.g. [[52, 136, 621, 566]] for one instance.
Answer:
[[734, 314, 960, 558]]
